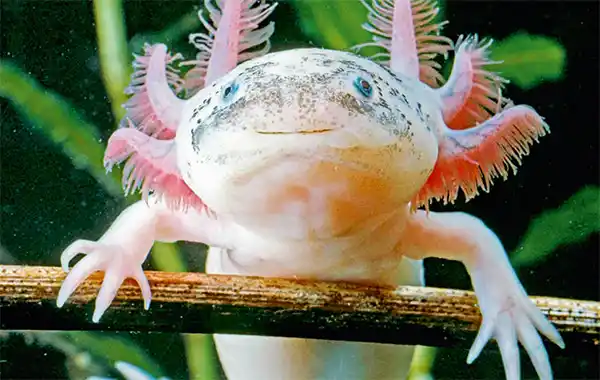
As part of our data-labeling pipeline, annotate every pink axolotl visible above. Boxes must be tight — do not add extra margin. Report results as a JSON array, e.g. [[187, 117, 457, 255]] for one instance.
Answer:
[[56, 0, 564, 379]]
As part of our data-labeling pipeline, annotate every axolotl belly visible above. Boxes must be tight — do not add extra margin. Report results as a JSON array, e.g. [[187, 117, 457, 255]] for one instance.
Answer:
[[57, 48, 563, 380]]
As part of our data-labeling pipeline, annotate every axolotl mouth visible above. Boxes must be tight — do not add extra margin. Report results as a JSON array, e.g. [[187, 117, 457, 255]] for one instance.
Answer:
[[255, 128, 335, 135]]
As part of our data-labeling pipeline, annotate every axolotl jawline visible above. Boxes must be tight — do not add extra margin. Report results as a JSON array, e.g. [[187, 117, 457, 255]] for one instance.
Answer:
[[57, 48, 562, 380]]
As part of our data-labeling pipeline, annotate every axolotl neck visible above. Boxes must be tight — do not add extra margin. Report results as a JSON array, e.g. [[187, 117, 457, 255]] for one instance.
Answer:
[[176, 48, 443, 242]]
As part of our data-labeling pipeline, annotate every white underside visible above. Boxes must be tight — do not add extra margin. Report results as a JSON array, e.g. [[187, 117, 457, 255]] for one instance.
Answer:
[[206, 246, 425, 380]]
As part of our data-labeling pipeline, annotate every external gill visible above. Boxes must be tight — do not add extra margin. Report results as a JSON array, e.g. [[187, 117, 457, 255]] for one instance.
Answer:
[[111, 45, 202, 211], [354, 0, 511, 130], [354, 0, 548, 213], [121, 43, 186, 139], [105, 0, 278, 211], [353, 0, 453, 87], [437, 34, 511, 130], [411, 105, 550, 211], [119, 0, 278, 140], [105, 122, 210, 213], [182, 0, 278, 93]]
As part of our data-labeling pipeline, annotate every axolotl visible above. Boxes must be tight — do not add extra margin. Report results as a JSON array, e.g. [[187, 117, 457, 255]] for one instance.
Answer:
[[55, 0, 564, 379]]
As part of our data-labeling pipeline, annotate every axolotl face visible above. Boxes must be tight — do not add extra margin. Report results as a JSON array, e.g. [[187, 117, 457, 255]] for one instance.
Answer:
[[176, 48, 442, 239]]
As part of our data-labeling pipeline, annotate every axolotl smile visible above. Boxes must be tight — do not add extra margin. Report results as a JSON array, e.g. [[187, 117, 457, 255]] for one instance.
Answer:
[[176, 48, 442, 239]]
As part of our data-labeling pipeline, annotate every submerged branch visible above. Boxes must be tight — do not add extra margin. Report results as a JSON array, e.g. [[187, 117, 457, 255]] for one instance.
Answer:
[[0, 265, 597, 352]]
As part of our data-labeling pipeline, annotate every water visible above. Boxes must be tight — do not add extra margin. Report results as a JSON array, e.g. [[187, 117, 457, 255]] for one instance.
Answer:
[[1, 0, 598, 379]]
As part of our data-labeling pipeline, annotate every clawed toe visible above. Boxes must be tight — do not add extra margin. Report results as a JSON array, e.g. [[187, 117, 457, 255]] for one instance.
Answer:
[[57, 252, 106, 307], [468, 295, 563, 380], [515, 313, 551, 380], [56, 240, 151, 323], [60, 239, 96, 272]]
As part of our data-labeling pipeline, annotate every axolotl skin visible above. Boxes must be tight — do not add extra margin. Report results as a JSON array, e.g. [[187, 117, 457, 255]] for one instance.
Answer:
[[55, 0, 565, 379]]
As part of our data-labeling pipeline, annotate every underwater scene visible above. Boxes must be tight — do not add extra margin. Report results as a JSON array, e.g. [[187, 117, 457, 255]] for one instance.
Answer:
[[1, 0, 598, 379]]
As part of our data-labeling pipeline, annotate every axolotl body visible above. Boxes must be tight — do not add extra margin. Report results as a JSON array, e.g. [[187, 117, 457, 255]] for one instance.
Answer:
[[56, 0, 564, 379]]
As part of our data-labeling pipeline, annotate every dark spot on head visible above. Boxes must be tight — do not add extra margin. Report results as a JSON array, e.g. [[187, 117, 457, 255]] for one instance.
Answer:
[[415, 102, 426, 122], [378, 63, 404, 84], [333, 93, 365, 114], [400, 93, 409, 106], [189, 97, 211, 122], [191, 125, 204, 153]]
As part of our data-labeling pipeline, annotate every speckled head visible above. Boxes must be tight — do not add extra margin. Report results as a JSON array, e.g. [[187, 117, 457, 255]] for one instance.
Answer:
[[176, 48, 442, 238]]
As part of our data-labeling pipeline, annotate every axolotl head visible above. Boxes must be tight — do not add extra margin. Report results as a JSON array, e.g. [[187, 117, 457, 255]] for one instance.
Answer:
[[176, 48, 442, 239]]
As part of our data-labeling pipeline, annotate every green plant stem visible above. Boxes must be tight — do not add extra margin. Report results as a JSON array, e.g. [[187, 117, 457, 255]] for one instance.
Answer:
[[407, 346, 437, 380], [150, 242, 217, 380], [183, 334, 218, 380], [93, 0, 130, 121]]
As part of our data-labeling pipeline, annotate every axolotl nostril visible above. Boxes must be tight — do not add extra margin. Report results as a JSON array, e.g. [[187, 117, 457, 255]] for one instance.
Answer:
[[55, 0, 564, 379]]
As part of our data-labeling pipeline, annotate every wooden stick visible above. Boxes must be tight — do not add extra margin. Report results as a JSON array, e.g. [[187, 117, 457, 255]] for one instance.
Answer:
[[0, 265, 597, 352]]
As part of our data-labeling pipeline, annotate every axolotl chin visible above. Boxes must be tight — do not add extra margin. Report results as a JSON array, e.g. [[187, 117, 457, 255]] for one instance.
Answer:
[[55, 0, 565, 379]]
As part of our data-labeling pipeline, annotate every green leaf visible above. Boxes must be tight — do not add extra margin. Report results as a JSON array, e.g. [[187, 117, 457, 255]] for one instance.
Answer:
[[490, 32, 566, 90], [63, 332, 165, 378], [511, 186, 600, 268], [0, 61, 122, 197], [290, 0, 371, 50], [151, 244, 219, 380]]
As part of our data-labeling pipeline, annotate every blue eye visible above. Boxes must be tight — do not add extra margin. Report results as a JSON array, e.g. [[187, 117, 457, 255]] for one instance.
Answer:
[[353, 77, 373, 97], [222, 81, 239, 101]]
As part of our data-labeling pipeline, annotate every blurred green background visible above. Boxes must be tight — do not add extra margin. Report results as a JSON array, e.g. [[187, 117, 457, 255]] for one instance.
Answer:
[[1, 0, 598, 379]]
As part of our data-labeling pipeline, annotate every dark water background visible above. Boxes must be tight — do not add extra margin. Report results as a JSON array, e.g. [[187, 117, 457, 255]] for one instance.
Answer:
[[1, 0, 598, 379]]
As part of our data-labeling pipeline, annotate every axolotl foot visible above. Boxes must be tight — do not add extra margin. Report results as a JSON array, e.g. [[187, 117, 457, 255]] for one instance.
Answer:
[[56, 238, 152, 323], [403, 212, 564, 380], [467, 264, 565, 380]]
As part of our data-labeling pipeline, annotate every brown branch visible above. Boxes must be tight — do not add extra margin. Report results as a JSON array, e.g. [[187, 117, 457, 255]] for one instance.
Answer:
[[0, 265, 597, 352]]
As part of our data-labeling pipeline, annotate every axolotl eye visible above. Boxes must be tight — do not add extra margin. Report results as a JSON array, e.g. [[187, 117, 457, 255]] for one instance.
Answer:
[[222, 81, 239, 102], [353, 76, 373, 98]]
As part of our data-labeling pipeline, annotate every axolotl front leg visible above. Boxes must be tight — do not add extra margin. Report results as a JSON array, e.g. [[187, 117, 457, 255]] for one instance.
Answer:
[[400, 211, 564, 379], [57, 195, 233, 322], [57, 0, 281, 321]]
